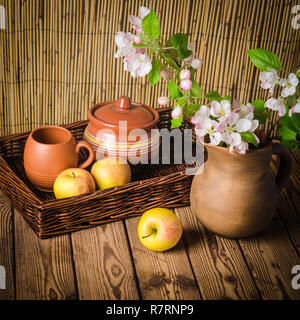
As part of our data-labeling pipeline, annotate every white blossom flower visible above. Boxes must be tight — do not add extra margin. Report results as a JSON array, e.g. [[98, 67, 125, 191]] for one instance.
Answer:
[[157, 96, 169, 105], [265, 98, 286, 117], [194, 117, 212, 137], [259, 68, 279, 95], [279, 73, 299, 98], [187, 42, 195, 51], [129, 6, 150, 34], [210, 100, 231, 118], [289, 102, 300, 117], [191, 58, 203, 69], [191, 105, 211, 125], [114, 32, 136, 58], [126, 53, 152, 77], [232, 141, 249, 155], [238, 103, 254, 120]]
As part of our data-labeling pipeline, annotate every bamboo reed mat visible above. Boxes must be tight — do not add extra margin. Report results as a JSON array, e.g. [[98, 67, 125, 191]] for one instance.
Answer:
[[0, 0, 299, 135]]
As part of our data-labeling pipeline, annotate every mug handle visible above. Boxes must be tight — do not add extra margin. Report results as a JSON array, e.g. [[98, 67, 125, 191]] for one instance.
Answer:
[[76, 141, 94, 169], [271, 141, 293, 191]]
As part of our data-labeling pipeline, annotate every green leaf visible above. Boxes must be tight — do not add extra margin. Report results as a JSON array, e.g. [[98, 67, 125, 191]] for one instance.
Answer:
[[287, 95, 297, 107], [132, 42, 148, 48], [248, 48, 282, 71], [176, 96, 188, 106], [171, 114, 183, 129], [251, 99, 270, 124], [281, 139, 300, 150], [280, 104, 300, 132], [204, 90, 222, 102], [251, 99, 266, 113], [168, 81, 179, 99], [160, 52, 181, 71], [296, 67, 300, 78], [170, 33, 193, 59], [188, 67, 196, 81], [223, 95, 231, 101], [147, 57, 160, 86], [278, 123, 297, 141], [140, 33, 149, 42], [166, 39, 180, 60], [254, 111, 270, 124], [183, 103, 200, 118], [191, 81, 202, 98], [240, 132, 258, 147], [142, 9, 160, 39], [290, 113, 300, 132]]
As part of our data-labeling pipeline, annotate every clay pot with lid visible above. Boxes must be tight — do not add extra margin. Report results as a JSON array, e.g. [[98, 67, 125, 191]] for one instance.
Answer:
[[84, 96, 160, 164]]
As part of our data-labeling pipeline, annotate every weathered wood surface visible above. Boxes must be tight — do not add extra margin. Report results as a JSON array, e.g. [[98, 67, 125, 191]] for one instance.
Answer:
[[13, 209, 77, 300], [0, 193, 14, 300], [175, 207, 260, 300], [0, 151, 299, 300], [125, 216, 201, 300], [71, 221, 140, 300], [277, 150, 300, 253]]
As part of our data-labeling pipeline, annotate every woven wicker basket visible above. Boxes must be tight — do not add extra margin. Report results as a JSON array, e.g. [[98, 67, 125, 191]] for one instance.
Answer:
[[0, 108, 204, 238]]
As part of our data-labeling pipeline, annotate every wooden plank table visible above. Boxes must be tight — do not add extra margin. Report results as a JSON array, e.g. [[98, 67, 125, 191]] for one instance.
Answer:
[[0, 150, 300, 300]]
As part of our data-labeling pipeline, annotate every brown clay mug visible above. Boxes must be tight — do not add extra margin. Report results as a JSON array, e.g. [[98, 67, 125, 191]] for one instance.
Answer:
[[24, 126, 94, 192]]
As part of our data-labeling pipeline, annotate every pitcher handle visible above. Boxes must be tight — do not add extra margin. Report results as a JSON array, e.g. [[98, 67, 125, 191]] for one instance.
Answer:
[[76, 141, 94, 169], [271, 141, 293, 191]]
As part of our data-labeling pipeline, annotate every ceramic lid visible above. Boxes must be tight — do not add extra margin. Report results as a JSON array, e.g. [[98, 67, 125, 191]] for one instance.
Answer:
[[88, 96, 159, 130]]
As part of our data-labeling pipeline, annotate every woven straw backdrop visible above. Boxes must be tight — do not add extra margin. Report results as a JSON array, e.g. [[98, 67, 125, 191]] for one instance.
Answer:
[[0, 0, 299, 135]]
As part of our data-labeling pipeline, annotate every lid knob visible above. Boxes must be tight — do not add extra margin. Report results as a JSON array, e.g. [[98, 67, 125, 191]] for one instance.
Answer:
[[117, 96, 131, 110]]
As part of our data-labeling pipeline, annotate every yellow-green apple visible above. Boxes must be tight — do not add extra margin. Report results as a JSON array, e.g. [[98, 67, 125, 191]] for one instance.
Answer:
[[138, 208, 183, 252], [53, 168, 95, 199], [91, 157, 131, 190]]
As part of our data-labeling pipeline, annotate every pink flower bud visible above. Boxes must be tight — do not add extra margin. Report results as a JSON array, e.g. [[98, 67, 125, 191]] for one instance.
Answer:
[[180, 79, 192, 91], [160, 69, 172, 80], [191, 58, 203, 69], [233, 99, 241, 107], [157, 96, 169, 106], [180, 69, 191, 80], [134, 36, 142, 44], [171, 106, 182, 119]]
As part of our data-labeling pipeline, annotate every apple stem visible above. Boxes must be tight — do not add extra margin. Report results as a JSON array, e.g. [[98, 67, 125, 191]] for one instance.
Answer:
[[72, 172, 75, 178], [142, 230, 157, 239]]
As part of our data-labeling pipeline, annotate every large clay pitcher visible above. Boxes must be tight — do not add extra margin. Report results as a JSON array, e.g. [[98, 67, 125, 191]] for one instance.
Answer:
[[190, 140, 293, 238]]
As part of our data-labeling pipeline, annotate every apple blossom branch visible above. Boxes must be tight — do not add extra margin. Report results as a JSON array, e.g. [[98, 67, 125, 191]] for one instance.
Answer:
[[114, 6, 300, 153]]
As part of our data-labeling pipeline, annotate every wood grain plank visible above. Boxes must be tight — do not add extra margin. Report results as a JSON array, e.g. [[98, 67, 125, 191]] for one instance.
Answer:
[[71, 221, 140, 300], [175, 206, 260, 300], [276, 151, 300, 254], [0, 193, 14, 300], [125, 216, 201, 300], [238, 215, 300, 300], [14, 209, 77, 300]]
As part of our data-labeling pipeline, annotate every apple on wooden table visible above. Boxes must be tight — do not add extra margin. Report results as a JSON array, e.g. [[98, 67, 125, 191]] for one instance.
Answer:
[[138, 208, 183, 252], [53, 168, 95, 199]]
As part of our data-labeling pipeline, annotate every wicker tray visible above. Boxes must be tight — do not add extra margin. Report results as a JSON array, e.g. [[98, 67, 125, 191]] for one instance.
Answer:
[[0, 108, 204, 238]]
